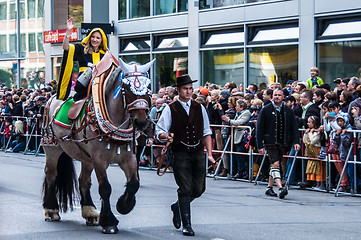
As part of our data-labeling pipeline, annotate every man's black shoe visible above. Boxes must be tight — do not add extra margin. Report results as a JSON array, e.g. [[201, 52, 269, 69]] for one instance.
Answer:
[[265, 187, 277, 197], [279, 187, 288, 199], [171, 202, 181, 229], [183, 224, 195, 236], [298, 181, 313, 188]]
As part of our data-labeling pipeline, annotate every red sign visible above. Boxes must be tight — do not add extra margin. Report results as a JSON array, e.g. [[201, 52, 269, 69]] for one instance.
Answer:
[[43, 28, 79, 43]]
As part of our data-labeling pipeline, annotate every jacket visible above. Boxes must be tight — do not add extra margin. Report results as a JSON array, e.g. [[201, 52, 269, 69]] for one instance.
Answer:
[[229, 109, 251, 145], [306, 77, 323, 89], [348, 98, 361, 127], [256, 103, 300, 149], [295, 103, 320, 129]]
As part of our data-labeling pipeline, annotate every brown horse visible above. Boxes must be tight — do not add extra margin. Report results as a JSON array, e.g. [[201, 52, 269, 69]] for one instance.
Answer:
[[42, 54, 155, 234]]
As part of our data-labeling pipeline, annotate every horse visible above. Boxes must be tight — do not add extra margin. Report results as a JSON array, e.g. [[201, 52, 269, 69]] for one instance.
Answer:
[[41, 53, 155, 234]]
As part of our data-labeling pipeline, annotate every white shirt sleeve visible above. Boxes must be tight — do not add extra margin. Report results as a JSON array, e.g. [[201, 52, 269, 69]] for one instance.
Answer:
[[155, 105, 171, 140], [201, 104, 212, 137]]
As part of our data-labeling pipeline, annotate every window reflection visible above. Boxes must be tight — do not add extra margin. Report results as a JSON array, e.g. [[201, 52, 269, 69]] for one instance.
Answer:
[[121, 38, 151, 52], [318, 41, 361, 88], [204, 32, 244, 46], [155, 0, 176, 15], [322, 21, 361, 37], [252, 27, 299, 42], [0, 60, 17, 87], [130, 0, 150, 18], [156, 36, 188, 49], [202, 49, 244, 86], [21, 59, 45, 89], [154, 52, 188, 89], [248, 45, 298, 88]]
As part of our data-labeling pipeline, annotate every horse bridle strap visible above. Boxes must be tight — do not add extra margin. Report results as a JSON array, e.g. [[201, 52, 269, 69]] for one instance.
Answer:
[[127, 99, 149, 111], [157, 142, 171, 176]]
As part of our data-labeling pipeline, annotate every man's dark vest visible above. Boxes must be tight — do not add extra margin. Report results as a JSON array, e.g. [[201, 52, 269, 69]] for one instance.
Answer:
[[275, 106, 285, 145], [169, 100, 204, 152]]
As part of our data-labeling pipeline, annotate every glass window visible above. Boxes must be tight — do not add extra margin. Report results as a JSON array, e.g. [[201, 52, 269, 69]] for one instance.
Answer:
[[38, 0, 44, 18], [54, 0, 83, 29], [322, 21, 361, 38], [121, 37, 151, 52], [154, 52, 188, 89], [130, 0, 150, 18], [118, 0, 126, 20], [0, 3, 6, 21], [0, 35, 6, 52], [9, 34, 16, 52], [21, 33, 26, 53], [178, 0, 188, 12], [28, 0, 36, 19], [20, 1, 25, 19], [37, 32, 44, 52], [10, 3, 16, 20], [248, 45, 298, 89], [202, 49, 244, 86], [0, 60, 17, 87], [21, 59, 45, 89], [155, 34, 188, 49], [154, 0, 176, 15], [29, 33, 36, 52], [318, 41, 361, 88], [202, 29, 244, 47], [251, 27, 299, 43], [120, 55, 151, 65], [199, 0, 244, 9]]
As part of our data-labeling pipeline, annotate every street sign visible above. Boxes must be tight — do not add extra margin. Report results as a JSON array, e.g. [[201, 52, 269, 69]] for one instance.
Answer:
[[81, 23, 114, 35]]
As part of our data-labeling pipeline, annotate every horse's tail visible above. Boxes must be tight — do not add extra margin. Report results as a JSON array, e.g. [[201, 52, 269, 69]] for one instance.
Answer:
[[55, 152, 78, 212]]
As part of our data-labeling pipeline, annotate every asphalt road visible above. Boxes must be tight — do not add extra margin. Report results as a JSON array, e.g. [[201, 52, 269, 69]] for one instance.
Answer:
[[1, 152, 361, 240]]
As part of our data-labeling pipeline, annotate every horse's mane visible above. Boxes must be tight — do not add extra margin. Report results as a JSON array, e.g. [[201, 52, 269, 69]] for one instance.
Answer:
[[105, 67, 122, 97]]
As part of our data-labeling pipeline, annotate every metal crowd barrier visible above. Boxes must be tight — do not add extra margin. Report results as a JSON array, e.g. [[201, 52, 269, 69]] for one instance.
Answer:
[[0, 115, 43, 156]]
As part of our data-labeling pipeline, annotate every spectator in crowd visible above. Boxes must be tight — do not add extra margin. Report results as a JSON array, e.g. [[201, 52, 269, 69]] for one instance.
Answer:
[[11, 95, 23, 117], [339, 90, 353, 113], [149, 94, 160, 119], [300, 116, 325, 190], [347, 77, 361, 101], [306, 67, 324, 89], [246, 84, 258, 96], [262, 89, 273, 106], [208, 89, 224, 159], [10, 120, 26, 153], [0, 118, 13, 148], [348, 85, 361, 127], [313, 89, 325, 108], [2, 93, 13, 116], [222, 100, 251, 179], [295, 90, 320, 129], [158, 88, 166, 98], [224, 82, 237, 92], [295, 83, 307, 94]]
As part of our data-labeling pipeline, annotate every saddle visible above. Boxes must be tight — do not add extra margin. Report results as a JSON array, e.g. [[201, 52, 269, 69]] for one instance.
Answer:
[[68, 99, 86, 120]]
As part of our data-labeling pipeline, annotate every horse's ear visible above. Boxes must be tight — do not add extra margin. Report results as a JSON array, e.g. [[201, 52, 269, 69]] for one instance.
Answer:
[[118, 57, 133, 73], [138, 59, 156, 73]]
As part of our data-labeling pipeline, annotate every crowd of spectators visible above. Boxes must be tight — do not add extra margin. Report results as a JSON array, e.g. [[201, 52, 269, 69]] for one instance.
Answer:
[[145, 68, 361, 194], [0, 83, 56, 152]]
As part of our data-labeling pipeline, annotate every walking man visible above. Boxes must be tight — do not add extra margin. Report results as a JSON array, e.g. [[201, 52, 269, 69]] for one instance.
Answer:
[[156, 74, 215, 236], [256, 89, 300, 199]]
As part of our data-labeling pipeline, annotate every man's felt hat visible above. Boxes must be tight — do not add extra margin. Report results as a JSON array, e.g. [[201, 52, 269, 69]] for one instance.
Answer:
[[173, 74, 197, 87]]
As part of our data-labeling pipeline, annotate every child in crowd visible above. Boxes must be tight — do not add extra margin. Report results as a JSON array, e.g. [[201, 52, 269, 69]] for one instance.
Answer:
[[0, 118, 13, 148], [10, 120, 26, 153], [303, 116, 326, 190], [334, 113, 355, 192]]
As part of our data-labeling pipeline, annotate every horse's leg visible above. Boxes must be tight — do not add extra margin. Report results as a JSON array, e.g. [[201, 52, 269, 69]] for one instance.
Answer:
[[79, 162, 99, 226], [93, 160, 119, 234], [116, 153, 140, 215], [42, 146, 67, 221]]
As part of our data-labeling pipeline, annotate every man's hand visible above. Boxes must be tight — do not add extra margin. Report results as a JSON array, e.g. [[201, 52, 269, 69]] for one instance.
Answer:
[[146, 139, 153, 146], [159, 133, 174, 143], [208, 155, 216, 166], [221, 115, 229, 122], [294, 144, 301, 152], [258, 147, 266, 155]]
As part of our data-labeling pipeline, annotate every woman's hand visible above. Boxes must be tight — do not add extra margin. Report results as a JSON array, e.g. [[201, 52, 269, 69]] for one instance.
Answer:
[[351, 106, 360, 115], [67, 17, 74, 31]]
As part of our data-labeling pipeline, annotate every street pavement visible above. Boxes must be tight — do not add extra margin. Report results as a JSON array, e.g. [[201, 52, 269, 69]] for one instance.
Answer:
[[1, 151, 361, 240]]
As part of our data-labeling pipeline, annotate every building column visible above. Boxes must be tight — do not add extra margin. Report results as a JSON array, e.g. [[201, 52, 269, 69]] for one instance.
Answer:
[[298, 0, 316, 82], [109, 0, 119, 56], [188, 0, 200, 87]]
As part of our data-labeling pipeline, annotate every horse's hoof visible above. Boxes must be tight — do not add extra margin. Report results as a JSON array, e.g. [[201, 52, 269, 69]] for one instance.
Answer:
[[102, 226, 118, 234], [85, 217, 99, 226], [116, 195, 136, 215]]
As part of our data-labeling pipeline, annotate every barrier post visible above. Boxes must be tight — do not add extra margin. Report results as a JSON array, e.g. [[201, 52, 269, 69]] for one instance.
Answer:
[[285, 151, 298, 188], [214, 135, 232, 179], [254, 150, 267, 185], [335, 142, 354, 197]]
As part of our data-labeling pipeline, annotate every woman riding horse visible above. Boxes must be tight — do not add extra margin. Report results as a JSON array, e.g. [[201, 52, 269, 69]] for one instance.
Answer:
[[58, 17, 108, 101], [42, 55, 155, 234]]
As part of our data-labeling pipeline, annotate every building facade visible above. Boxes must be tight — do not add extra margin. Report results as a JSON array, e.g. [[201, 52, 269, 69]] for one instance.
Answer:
[[1, 0, 361, 92]]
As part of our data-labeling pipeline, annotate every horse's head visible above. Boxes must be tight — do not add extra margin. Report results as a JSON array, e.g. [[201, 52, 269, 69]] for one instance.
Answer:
[[115, 58, 155, 131]]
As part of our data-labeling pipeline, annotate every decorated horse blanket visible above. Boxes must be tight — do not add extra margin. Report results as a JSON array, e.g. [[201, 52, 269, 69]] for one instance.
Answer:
[[53, 99, 86, 129]]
